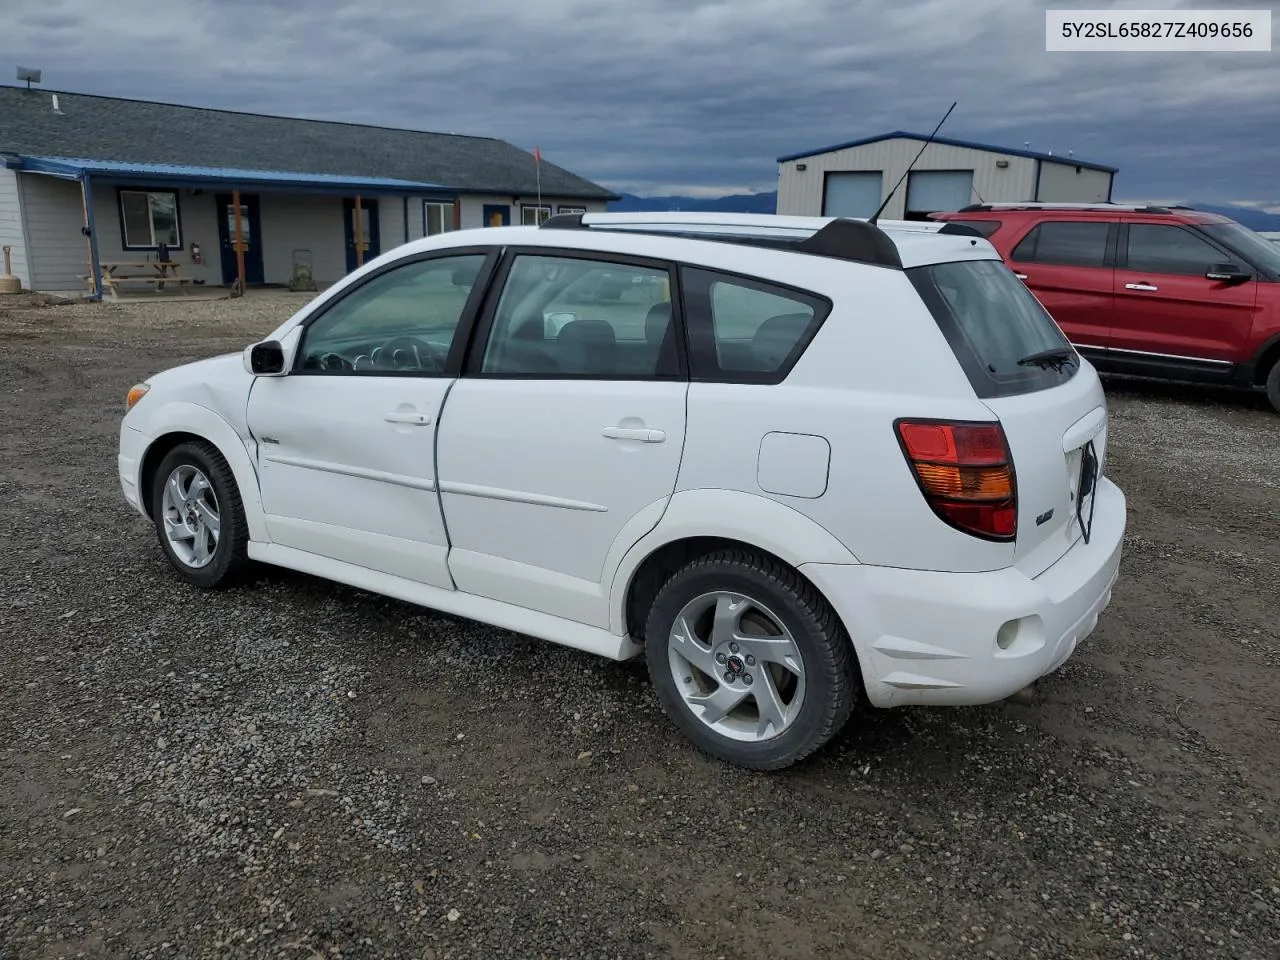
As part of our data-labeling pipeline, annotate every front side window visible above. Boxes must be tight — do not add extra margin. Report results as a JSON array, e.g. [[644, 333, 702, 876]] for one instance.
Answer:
[[425, 201, 456, 236], [521, 205, 552, 225], [1125, 224, 1228, 276], [1198, 221, 1280, 278], [120, 190, 181, 249], [1011, 221, 1110, 267], [680, 267, 829, 383], [480, 254, 677, 378], [297, 254, 488, 374]]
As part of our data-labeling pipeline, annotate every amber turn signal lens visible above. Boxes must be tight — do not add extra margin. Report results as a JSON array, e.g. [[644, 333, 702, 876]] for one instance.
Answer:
[[126, 383, 150, 409]]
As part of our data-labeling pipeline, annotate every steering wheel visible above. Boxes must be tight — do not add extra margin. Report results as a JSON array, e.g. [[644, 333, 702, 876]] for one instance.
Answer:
[[374, 335, 445, 372]]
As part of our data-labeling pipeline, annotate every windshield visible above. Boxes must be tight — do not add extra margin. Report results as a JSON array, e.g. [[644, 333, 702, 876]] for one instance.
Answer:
[[908, 258, 1077, 398], [1198, 221, 1280, 278]]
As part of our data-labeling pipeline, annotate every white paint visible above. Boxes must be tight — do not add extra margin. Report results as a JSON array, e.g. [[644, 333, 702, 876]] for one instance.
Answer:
[[119, 213, 1127, 739], [0, 168, 32, 289]]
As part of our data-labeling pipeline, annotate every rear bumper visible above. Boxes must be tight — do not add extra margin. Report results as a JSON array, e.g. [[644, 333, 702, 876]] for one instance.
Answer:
[[801, 476, 1126, 708]]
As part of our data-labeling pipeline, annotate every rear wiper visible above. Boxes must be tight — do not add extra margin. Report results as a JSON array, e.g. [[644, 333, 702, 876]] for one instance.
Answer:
[[1017, 347, 1077, 370]]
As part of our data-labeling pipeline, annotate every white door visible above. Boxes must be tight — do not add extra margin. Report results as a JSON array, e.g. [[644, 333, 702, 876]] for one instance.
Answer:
[[435, 251, 688, 626], [823, 171, 884, 218], [246, 250, 494, 589]]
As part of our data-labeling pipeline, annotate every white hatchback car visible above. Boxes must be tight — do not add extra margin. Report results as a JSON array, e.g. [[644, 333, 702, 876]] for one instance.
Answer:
[[118, 212, 1126, 770]]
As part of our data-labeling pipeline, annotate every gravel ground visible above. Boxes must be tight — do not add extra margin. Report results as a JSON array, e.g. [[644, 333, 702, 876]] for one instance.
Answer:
[[2, 291, 1278, 960]]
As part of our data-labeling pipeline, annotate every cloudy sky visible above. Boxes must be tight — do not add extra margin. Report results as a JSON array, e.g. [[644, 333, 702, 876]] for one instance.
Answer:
[[2, 0, 1276, 206]]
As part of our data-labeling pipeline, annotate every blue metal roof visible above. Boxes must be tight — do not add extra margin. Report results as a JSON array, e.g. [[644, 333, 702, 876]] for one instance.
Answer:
[[776, 131, 1118, 174], [15, 155, 456, 194]]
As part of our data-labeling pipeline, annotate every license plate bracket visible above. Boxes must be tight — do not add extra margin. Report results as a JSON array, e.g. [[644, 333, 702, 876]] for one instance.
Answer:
[[1076, 440, 1098, 544]]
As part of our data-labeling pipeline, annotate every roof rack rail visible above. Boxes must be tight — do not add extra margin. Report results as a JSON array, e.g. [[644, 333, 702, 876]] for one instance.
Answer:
[[957, 201, 1186, 215], [539, 212, 907, 269]]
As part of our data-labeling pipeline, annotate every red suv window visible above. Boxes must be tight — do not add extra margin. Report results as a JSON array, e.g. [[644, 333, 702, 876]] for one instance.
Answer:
[[1011, 221, 1110, 267], [1124, 224, 1227, 275]]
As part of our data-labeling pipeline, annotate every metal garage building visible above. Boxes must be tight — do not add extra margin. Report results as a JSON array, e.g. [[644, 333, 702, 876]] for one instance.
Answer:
[[776, 131, 1118, 221]]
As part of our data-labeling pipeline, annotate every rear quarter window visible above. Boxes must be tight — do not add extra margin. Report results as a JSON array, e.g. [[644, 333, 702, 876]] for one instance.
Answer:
[[680, 267, 831, 383], [908, 258, 1078, 399]]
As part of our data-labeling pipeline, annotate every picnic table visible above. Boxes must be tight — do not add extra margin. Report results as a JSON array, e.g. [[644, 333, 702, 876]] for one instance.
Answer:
[[85, 260, 191, 297]]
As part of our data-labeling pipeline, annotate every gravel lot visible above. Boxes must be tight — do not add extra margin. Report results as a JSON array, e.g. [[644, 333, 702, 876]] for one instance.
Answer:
[[2, 291, 1278, 960]]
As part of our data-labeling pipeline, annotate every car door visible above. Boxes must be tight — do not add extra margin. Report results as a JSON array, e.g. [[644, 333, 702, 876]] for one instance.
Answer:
[[246, 248, 497, 589], [1005, 218, 1118, 356], [1111, 220, 1258, 367], [435, 249, 688, 628]]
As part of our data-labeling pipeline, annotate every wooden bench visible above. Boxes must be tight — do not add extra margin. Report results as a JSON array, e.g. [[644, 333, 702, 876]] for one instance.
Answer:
[[84, 260, 193, 298]]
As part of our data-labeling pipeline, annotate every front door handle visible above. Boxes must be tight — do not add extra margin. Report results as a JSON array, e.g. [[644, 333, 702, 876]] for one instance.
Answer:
[[384, 411, 432, 426], [602, 426, 666, 443], [1125, 282, 1159, 292], [1014, 272, 1028, 280]]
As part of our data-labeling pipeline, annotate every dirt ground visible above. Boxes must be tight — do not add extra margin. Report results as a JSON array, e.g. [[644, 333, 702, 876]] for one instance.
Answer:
[[1, 291, 1278, 960]]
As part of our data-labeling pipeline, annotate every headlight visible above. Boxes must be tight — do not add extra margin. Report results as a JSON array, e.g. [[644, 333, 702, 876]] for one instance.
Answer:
[[126, 383, 150, 409]]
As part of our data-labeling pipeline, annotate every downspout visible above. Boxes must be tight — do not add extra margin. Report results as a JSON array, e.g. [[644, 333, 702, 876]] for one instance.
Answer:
[[79, 173, 104, 301]]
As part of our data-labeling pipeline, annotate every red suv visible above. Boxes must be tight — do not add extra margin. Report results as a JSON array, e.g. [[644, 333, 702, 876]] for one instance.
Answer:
[[931, 204, 1280, 412]]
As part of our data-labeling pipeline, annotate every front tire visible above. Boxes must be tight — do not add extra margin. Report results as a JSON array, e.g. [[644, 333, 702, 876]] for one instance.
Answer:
[[150, 440, 250, 589], [643, 549, 858, 770]]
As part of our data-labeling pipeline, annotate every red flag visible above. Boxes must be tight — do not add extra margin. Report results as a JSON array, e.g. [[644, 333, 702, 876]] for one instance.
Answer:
[[534, 146, 541, 163]]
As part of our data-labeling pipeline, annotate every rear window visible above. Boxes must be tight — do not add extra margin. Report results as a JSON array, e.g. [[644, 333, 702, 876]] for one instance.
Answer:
[[907, 258, 1078, 398]]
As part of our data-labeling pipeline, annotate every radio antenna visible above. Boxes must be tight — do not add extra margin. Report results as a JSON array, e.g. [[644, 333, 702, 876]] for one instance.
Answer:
[[869, 101, 957, 225]]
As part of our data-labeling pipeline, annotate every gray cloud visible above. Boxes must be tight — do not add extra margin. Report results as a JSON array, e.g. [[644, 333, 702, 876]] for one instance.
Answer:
[[2, 0, 1276, 201]]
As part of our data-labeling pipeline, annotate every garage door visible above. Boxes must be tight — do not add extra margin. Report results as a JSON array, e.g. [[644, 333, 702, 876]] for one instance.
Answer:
[[905, 170, 974, 215], [823, 172, 883, 218]]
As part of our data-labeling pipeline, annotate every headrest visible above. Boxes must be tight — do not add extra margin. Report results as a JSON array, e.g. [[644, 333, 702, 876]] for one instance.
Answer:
[[557, 317, 616, 348], [645, 302, 672, 345], [752, 312, 812, 366]]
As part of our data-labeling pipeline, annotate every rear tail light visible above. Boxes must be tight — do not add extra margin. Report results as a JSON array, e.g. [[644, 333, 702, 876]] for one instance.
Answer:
[[895, 419, 1017, 542]]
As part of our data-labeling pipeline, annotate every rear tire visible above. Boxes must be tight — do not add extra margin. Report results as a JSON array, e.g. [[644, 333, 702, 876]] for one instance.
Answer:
[[1265, 361, 1280, 414], [150, 440, 250, 589], [643, 549, 857, 771]]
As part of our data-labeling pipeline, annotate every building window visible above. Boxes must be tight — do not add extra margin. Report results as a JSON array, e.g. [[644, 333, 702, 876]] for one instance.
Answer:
[[424, 200, 456, 236], [557, 205, 587, 215], [119, 190, 181, 249], [521, 204, 552, 225]]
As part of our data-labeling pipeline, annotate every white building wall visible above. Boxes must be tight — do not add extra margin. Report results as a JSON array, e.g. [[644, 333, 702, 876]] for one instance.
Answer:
[[258, 194, 347, 285], [1034, 162, 1113, 203], [18, 173, 91, 293], [458, 194, 607, 229], [777, 139, 1039, 218], [0, 168, 31, 290], [90, 185, 222, 286]]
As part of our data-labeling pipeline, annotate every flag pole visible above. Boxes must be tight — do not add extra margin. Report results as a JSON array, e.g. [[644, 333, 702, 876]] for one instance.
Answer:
[[535, 146, 542, 217]]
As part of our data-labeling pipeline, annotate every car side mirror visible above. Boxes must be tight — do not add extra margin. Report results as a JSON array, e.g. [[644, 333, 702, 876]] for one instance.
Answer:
[[1206, 263, 1251, 285], [244, 339, 287, 376]]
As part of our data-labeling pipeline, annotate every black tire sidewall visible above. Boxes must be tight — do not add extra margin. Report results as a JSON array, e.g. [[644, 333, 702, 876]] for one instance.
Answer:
[[644, 558, 852, 769], [150, 442, 243, 589], [1266, 362, 1280, 414]]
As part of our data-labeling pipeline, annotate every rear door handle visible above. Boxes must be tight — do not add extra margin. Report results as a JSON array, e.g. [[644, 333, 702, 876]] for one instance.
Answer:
[[1124, 282, 1159, 292], [602, 426, 666, 443], [384, 411, 432, 425], [1014, 272, 1028, 280]]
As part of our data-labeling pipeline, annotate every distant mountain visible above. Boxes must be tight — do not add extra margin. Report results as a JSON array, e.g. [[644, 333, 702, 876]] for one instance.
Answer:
[[607, 191, 1280, 231], [608, 192, 778, 213], [1183, 204, 1280, 231]]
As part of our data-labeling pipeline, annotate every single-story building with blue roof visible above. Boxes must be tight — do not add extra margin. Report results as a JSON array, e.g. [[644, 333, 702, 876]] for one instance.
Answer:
[[0, 85, 617, 297], [775, 131, 1118, 221]]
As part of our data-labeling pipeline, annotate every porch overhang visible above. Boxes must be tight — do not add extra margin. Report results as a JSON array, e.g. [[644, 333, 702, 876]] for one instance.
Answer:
[[13, 155, 460, 200]]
